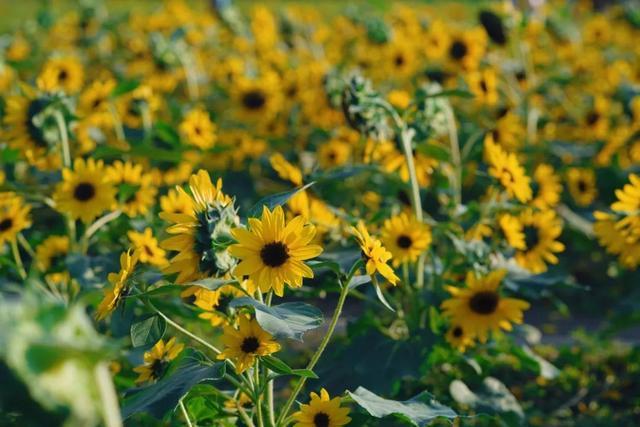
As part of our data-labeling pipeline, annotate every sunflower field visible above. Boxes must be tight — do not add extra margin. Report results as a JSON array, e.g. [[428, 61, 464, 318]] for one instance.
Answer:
[[2, 0, 640, 426]]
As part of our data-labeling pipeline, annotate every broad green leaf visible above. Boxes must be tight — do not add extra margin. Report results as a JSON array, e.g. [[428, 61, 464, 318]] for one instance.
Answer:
[[415, 141, 450, 161], [154, 121, 180, 147], [246, 181, 315, 218], [130, 315, 166, 348], [348, 386, 457, 426], [449, 377, 524, 420], [307, 259, 342, 275], [111, 79, 140, 97], [122, 352, 225, 419], [347, 275, 371, 290], [261, 355, 318, 379], [229, 297, 323, 341]]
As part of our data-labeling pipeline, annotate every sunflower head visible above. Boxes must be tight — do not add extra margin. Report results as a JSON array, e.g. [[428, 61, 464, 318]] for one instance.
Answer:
[[441, 270, 530, 342], [230, 205, 323, 296], [96, 249, 139, 320], [381, 213, 432, 266], [0, 193, 32, 246], [161, 171, 239, 283], [292, 388, 351, 427], [133, 337, 184, 383], [351, 221, 400, 286], [217, 316, 280, 373]]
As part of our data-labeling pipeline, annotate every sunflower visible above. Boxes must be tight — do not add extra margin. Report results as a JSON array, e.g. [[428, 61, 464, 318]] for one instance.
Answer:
[[610, 173, 640, 244], [53, 158, 117, 223], [3, 91, 62, 170], [37, 56, 84, 93], [78, 79, 116, 126], [484, 134, 532, 203], [193, 283, 241, 327], [106, 160, 157, 217], [381, 144, 437, 187], [96, 249, 138, 320], [133, 337, 184, 384], [423, 19, 450, 60], [160, 170, 238, 283], [159, 187, 193, 215], [292, 388, 351, 427], [35, 235, 69, 274], [233, 73, 282, 122], [128, 228, 167, 267], [498, 213, 525, 250], [217, 317, 280, 374], [381, 213, 432, 266], [531, 164, 562, 209], [445, 323, 475, 352], [179, 107, 217, 150], [446, 28, 486, 70], [514, 209, 565, 274], [567, 168, 597, 207], [317, 139, 352, 170], [466, 68, 499, 106], [0, 193, 32, 246], [582, 96, 609, 140], [387, 89, 411, 109], [270, 153, 303, 186], [440, 270, 530, 342], [490, 108, 524, 151], [384, 39, 418, 78], [594, 211, 640, 269], [229, 205, 322, 297], [351, 221, 399, 286]]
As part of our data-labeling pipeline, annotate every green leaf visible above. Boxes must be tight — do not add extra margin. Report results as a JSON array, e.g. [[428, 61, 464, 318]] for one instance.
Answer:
[[348, 386, 457, 426], [154, 121, 180, 147], [111, 79, 140, 97], [182, 277, 236, 291], [122, 352, 225, 420], [415, 141, 450, 161], [422, 89, 473, 99], [307, 259, 342, 275], [246, 182, 315, 218], [374, 282, 395, 312], [130, 315, 166, 348], [449, 377, 524, 420], [347, 275, 371, 290], [229, 297, 323, 341], [261, 355, 318, 379]]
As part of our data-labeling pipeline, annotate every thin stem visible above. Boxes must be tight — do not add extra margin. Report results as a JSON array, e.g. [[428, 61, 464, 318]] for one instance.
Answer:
[[224, 374, 253, 399], [95, 362, 123, 427], [276, 283, 350, 425], [11, 239, 27, 280], [53, 110, 71, 168], [237, 405, 256, 427], [179, 399, 194, 427], [108, 102, 126, 144], [254, 364, 265, 427], [443, 103, 462, 207], [80, 210, 122, 254], [148, 301, 222, 356], [17, 233, 36, 258]]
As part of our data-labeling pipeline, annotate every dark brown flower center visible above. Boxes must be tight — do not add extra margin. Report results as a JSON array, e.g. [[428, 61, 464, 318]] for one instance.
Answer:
[[452, 326, 463, 338], [394, 54, 405, 67], [241, 336, 260, 354], [469, 291, 499, 314], [480, 79, 488, 93], [313, 412, 330, 427], [150, 358, 167, 379], [449, 40, 468, 60], [58, 69, 69, 81], [586, 111, 600, 126], [73, 182, 96, 201], [523, 225, 540, 249], [242, 90, 266, 110], [0, 218, 13, 232], [396, 234, 413, 249], [260, 242, 289, 267], [577, 179, 587, 193]]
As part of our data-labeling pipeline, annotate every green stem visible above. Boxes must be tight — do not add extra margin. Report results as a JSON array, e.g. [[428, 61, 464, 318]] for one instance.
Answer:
[[443, 103, 462, 207], [17, 233, 36, 259], [179, 399, 194, 427], [254, 363, 265, 427], [11, 239, 27, 280], [147, 301, 223, 356], [276, 283, 350, 425], [53, 110, 71, 168], [237, 405, 256, 427], [79, 210, 122, 254], [95, 362, 123, 427]]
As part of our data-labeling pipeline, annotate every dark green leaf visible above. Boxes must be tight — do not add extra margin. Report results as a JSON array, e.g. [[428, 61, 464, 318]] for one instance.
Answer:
[[229, 297, 323, 341], [154, 121, 180, 147], [261, 356, 318, 379], [182, 277, 236, 291], [246, 182, 315, 218], [122, 353, 225, 419], [111, 79, 140, 97], [347, 275, 371, 290], [130, 316, 166, 348], [449, 377, 523, 420], [348, 386, 457, 426]]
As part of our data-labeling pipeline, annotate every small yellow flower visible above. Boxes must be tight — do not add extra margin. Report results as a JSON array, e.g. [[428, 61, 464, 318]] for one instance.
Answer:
[[0, 193, 31, 246], [351, 221, 399, 286], [217, 317, 280, 374], [180, 108, 216, 149], [128, 228, 168, 267], [133, 337, 185, 383], [292, 388, 351, 427], [381, 213, 432, 266], [96, 249, 139, 320]]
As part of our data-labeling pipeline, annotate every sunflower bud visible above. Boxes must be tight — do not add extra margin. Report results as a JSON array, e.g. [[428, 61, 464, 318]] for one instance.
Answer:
[[196, 200, 240, 276], [341, 74, 391, 140]]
